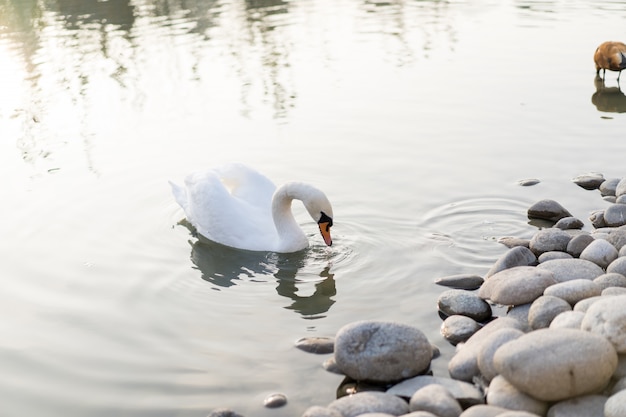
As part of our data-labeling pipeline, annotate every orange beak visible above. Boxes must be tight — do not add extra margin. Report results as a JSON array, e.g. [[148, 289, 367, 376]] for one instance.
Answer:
[[318, 222, 332, 246]]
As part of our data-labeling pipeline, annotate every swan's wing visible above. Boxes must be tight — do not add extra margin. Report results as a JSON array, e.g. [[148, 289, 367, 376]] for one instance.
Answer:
[[214, 163, 276, 208]]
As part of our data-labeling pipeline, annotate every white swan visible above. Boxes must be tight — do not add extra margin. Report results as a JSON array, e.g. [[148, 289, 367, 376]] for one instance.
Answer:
[[170, 163, 334, 253]]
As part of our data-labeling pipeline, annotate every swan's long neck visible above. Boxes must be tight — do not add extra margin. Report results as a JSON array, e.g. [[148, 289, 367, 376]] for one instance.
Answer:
[[271, 183, 311, 252]]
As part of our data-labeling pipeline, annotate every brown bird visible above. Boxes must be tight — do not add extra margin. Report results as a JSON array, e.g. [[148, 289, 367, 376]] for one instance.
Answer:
[[594, 41, 626, 82]]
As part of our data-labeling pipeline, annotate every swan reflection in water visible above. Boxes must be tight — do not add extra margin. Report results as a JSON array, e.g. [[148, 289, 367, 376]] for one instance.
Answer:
[[188, 235, 336, 319], [591, 75, 626, 113]]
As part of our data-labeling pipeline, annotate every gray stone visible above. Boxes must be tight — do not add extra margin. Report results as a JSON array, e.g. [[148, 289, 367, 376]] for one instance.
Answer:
[[594, 273, 626, 290], [621, 245, 626, 256], [440, 315, 481, 346], [505, 304, 532, 331], [498, 412, 542, 417], [486, 375, 548, 416], [615, 177, 626, 197], [600, 178, 620, 196], [264, 393, 287, 408], [614, 353, 626, 378], [459, 405, 509, 417], [295, 337, 334, 354], [301, 406, 344, 417], [589, 210, 606, 228], [328, 392, 409, 417], [518, 178, 540, 186], [493, 328, 618, 401], [334, 321, 431, 383], [553, 216, 584, 230], [607, 225, 626, 250], [546, 394, 607, 417], [536, 258, 604, 283], [476, 328, 525, 382], [603, 287, 626, 295], [538, 251, 572, 263], [604, 390, 626, 417], [566, 234, 595, 257], [581, 294, 626, 353], [579, 238, 618, 268], [207, 409, 244, 417], [528, 295, 572, 329], [573, 296, 603, 312], [543, 279, 603, 306], [402, 412, 438, 417], [409, 384, 462, 417], [604, 204, 626, 227], [485, 246, 537, 278], [478, 266, 557, 306], [527, 199, 573, 222], [529, 228, 573, 256], [437, 290, 492, 322], [572, 172, 605, 190], [434, 274, 484, 290], [607, 256, 626, 276], [548, 310, 585, 329], [617, 195, 626, 203], [387, 376, 483, 408], [498, 236, 530, 248], [447, 318, 526, 382]]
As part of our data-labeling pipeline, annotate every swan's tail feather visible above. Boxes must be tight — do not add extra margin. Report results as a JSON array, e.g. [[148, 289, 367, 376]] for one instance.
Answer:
[[169, 180, 188, 211]]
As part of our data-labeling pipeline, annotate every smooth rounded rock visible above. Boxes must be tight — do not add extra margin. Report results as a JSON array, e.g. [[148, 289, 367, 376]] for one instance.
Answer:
[[459, 405, 509, 417], [527, 200, 573, 222], [505, 304, 531, 331], [478, 266, 556, 306], [590, 210, 606, 228], [486, 375, 548, 416], [546, 394, 607, 417], [403, 412, 438, 417], [604, 390, 626, 417], [594, 272, 626, 290], [615, 177, 626, 197], [581, 294, 626, 353], [485, 246, 537, 278], [264, 393, 287, 408], [553, 216, 584, 230], [493, 328, 618, 401], [529, 228, 573, 256], [476, 328, 524, 382], [207, 409, 244, 417], [528, 295, 572, 329], [434, 274, 484, 290], [328, 392, 409, 417], [388, 375, 483, 408], [572, 172, 604, 190], [579, 238, 618, 268], [437, 290, 492, 322], [603, 286, 626, 295], [301, 406, 344, 417], [334, 321, 431, 383], [548, 310, 585, 329], [600, 178, 620, 196], [409, 384, 462, 417], [498, 236, 530, 248], [566, 234, 595, 257], [538, 251, 572, 263], [295, 337, 335, 354], [607, 225, 626, 250], [573, 295, 603, 312], [440, 315, 481, 346], [604, 204, 626, 227], [607, 256, 626, 276], [542, 279, 602, 305], [536, 258, 604, 283]]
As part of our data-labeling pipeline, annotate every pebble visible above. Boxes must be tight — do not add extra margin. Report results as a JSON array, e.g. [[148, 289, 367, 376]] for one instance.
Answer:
[[542, 279, 602, 305], [607, 256, 626, 275], [605, 390, 626, 417], [476, 328, 524, 382], [527, 199, 573, 222], [403, 412, 438, 417], [546, 394, 607, 417], [572, 172, 605, 190], [548, 310, 585, 329], [537, 251, 572, 263], [478, 266, 556, 306], [434, 274, 484, 290], [589, 209, 606, 228], [327, 392, 409, 417], [600, 178, 620, 196], [603, 286, 626, 295], [566, 233, 595, 257], [207, 409, 244, 417], [437, 289, 492, 322], [387, 375, 484, 408], [301, 406, 343, 417], [264, 393, 287, 408], [485, 246, 537, 278], [553, 216, 584, 230], [408, 384, 462, 417], [579, 238, 618, 268], [486, 375, 548, 416], [295, 337, 335, 354], [604, 204, 626, 227], [440, 315, 481, 346], [505, 304, 531, 331], [518, 178, 540, 186], [493, 328, 618, 401], [497, 236, 530, 248], [581, 294, 626, 353], [459, 405, 510, 417], [593, 272, 626, 290], [536, 258, 604, 283], [572, 295, 603, 312], [528, 228, 572, 255], [333, 321, 432, 383], [616, 177, 626, 197], [607, 225, 626, 250], [528, 295, 572, 329]]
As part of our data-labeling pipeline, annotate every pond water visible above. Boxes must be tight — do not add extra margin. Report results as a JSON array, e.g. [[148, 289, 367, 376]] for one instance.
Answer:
[[1, 0, 626, 415]]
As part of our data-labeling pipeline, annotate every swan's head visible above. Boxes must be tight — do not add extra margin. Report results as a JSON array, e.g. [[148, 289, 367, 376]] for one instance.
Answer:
[[302, 187, 333, 247]]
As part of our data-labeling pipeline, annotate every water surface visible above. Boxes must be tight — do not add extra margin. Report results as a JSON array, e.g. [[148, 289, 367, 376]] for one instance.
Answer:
[[1, 0, 626, 415]]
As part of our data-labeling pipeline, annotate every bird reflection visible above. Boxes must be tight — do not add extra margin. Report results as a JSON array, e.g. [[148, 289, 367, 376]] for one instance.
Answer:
[[188, 237, 336, 318], [591, 75, 626, 113]]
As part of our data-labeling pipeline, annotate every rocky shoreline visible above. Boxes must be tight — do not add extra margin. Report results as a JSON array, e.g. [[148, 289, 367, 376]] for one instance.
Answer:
[[212, 173, 626, 417]]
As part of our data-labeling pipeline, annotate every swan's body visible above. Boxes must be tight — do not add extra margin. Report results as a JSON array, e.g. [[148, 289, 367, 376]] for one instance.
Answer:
[[594, 41, 626, 81], [170, 164, 333, 253]]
